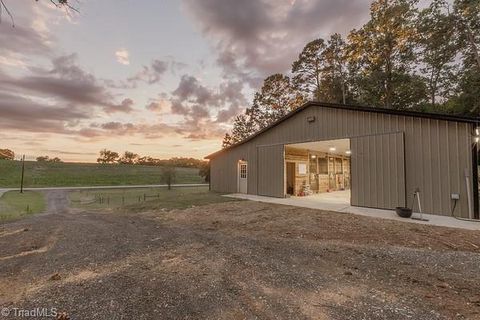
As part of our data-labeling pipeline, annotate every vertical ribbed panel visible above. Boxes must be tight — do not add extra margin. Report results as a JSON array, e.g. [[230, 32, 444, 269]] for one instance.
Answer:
[[257, 145, 285, 197], [351, 132, 406, 209]]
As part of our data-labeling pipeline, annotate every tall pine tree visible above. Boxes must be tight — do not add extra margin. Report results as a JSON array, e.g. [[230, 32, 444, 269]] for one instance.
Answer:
[[222, 74, 305, 148], [292, 39, 327, 101], [451, 0, 480, 115], [418, 0, 458, 108], [319, 33, 349, 104], [347, 0, 423, 109]]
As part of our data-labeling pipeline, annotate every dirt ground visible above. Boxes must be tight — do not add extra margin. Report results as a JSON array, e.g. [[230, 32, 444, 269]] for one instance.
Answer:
[[0, 194, 480, 319]]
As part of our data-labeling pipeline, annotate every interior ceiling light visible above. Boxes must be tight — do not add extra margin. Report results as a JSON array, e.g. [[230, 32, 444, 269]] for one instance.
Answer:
[[345, 150, 352, 155], [311, 155, 316, 159], [329, 147, 336, 152]]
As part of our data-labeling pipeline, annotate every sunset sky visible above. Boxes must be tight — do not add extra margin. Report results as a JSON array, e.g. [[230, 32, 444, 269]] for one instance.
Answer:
[[0, 0, 373, 162]]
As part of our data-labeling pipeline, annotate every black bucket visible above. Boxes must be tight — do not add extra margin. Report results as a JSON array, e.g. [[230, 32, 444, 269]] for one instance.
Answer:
[[395, 207, 413, 218]]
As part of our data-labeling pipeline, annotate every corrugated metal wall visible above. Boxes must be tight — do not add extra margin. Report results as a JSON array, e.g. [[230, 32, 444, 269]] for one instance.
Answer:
[[257, 145, 285, 197], [209, 105, 475, 218], [351, 132, 406, 209]]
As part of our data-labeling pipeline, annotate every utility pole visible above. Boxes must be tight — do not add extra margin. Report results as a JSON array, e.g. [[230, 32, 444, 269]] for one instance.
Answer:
[[20, 155, 25, 194]]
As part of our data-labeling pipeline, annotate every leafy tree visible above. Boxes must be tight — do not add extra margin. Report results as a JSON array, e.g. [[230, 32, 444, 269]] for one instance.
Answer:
[[447, 70, 480, 116], [417, 0, 458, 107], [244, 100, 267, 133], [220, 0, 478, 147], [167, 157, 207, 168], [393, 73, 428, 109], [222, 133, 234, 148], [319, 33, 350, 103], [452, 0, 480, 115], [0, 149, 14, 160], [231, 114, 255, 143], [97, 149, 119, 164], [37, 155, 62, 162], [292, 35, 350, 104], [199, 162, 210, 183], [160, 166, 176, 190], [223, 74, 305, 148], [136, 156, 156, 165], [292, 39, 326, 101], [454, 0, 480, 71], [252, 74, 305, 129], [118, 151, 138, 165], [347, 0, 421, 109], [222, 114, 257, 148]]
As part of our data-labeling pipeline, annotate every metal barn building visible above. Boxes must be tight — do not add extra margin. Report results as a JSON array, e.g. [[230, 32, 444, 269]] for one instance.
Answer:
[[206, 102, 480, 219]]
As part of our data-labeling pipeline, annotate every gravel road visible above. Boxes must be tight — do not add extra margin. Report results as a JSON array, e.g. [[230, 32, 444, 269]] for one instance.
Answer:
[[0, 200, 479, 319]]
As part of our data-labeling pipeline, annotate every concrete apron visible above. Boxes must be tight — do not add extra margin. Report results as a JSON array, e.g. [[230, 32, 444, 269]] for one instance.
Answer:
[[225, 191, 480, 231]]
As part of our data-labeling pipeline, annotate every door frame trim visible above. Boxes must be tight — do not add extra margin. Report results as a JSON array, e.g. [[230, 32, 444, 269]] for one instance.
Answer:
[[285, 161, 296, 196], [237, 160, 248, 194]]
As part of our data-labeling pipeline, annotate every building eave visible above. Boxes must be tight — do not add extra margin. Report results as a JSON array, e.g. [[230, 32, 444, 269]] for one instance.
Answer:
[[205, 101, 480, 159]]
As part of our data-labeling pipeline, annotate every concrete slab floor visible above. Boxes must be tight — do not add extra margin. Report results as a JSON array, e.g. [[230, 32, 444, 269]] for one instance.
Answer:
[[225, 191, 480, 231]]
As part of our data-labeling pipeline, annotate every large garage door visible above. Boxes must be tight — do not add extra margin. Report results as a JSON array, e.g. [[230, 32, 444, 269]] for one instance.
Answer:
[[257, 145, 284, 197], [351, 132, 406, 209]]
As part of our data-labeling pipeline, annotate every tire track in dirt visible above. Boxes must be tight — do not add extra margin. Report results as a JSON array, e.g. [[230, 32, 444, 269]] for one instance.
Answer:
[[43, 190, 70, 215]]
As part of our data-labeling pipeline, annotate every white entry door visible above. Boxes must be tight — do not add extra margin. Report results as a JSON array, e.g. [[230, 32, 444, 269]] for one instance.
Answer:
[[238, 161, 248, 194]]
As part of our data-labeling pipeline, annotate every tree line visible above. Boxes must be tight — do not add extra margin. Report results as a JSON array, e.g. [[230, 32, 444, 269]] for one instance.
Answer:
[[0, 149, 14, 160], [0, 148, 210, 182], [0, 149, 64, 162], [36, 156, 62, 162], [223, 0, 480, 148], [96, 149, 207, 168], [97, 149, 210, 182], [0, 148, 207, 170]]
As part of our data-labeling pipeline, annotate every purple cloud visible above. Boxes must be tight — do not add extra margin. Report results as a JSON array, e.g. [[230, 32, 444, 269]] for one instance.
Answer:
[[183, 0, 370, 86]]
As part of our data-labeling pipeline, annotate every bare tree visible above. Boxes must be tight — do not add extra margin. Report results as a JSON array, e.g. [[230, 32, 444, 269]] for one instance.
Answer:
[[0, 0, 78, 26]]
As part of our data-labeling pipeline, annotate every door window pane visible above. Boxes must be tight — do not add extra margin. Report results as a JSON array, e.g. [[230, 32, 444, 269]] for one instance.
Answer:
[[240, 164, 247, 178]]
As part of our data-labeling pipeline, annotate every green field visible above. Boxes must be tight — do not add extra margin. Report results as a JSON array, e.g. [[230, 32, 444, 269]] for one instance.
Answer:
[[0, 160, 205, 188], [0, 191, 46, 221], [69, 186, 238, 212]]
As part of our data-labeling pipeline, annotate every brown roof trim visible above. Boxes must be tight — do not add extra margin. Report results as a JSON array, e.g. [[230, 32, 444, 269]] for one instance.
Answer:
[[205, 101, 480, 159]]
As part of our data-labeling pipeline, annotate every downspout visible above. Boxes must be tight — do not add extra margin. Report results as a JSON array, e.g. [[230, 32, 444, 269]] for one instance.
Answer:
[[465, 168, 473, 219], [473, 125, 479, 219]]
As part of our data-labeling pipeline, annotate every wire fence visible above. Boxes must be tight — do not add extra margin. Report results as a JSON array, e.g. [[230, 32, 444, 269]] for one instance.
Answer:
[[69, 186, 209, 209]]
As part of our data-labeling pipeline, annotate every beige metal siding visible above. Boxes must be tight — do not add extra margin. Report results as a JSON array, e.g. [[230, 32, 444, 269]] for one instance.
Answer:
[[209, 105, 475, 218], [351, 132, 406, 209], [257, 145, 285, 197], [210, 144, 249, 194]]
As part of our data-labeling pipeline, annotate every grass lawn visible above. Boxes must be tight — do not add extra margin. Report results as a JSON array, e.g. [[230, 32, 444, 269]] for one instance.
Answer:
[[68, 186, 238, 212], [0, 160, 205, 188], [0, 191, 46, 221]]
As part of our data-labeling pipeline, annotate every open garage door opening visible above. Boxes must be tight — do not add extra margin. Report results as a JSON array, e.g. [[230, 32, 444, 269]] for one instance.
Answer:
[[285, 139, 351, 206]]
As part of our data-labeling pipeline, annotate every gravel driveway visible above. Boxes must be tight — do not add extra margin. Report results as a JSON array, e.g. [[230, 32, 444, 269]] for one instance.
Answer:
[[0, 200, 479, 319]]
